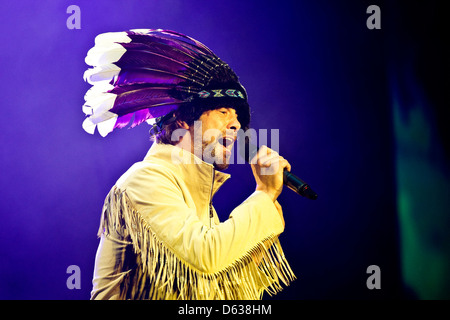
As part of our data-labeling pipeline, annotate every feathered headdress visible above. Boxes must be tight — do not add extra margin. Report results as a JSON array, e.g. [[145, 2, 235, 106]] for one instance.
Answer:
[[82, 29, 249, 137]]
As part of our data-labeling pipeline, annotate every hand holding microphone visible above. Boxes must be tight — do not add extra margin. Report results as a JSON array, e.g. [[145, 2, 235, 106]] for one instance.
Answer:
[[242, 141, 318, 200], [250, 145, 291, 202]]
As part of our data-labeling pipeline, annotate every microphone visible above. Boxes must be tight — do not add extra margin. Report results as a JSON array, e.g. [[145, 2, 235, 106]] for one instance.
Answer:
[[240, 141, 318, 200], [283, 170, 318, 200]]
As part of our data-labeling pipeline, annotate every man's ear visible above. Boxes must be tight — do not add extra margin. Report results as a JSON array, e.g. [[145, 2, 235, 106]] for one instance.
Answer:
[[176, 120, 190, 129]]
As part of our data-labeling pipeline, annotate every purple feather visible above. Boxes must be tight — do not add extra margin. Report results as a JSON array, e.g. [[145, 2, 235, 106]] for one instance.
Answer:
[[120, 41, 195, 64], [125, 31, 221, 73], [128, 30, 213, 57], [115, 50, 189, 76], [113, 113, 133, 129], [157, 30, 214, 55], [114, 69, 188, 86], [110, 86, 184, 116], [115, 44, 213, 82], [113, 104, 178, 130]]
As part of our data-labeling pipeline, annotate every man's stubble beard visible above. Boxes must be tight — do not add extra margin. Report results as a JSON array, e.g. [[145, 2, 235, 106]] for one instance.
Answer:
[[200, 139, 231, 171]]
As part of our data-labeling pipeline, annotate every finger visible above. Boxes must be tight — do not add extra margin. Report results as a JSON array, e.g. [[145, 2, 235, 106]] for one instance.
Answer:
[[256, 147, 279, 163], [255, 145, 276, 160], [257, 145, 270, 155], [277, 158, 291, 171], [249, 145, 269, 164], [262, 158, 291, 176], [259, 156, 287, 176], [257, 152, 280, 167]]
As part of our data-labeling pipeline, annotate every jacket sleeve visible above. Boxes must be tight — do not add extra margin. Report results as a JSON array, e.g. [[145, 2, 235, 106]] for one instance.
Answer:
[[102, 163, 295, 299]]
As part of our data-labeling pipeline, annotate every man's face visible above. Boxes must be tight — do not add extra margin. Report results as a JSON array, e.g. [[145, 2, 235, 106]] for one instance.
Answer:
[[191, 107, 241, 170]]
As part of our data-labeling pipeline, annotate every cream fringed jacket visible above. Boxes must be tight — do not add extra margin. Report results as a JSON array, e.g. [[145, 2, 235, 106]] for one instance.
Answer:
[[91, 143, 295, 300]]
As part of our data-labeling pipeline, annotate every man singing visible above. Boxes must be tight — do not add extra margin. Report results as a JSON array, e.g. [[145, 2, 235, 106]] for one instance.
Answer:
[[83, 29, 295, 300]]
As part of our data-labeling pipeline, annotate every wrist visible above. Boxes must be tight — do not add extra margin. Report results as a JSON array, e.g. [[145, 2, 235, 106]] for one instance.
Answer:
[[255, 185, 278, 202]]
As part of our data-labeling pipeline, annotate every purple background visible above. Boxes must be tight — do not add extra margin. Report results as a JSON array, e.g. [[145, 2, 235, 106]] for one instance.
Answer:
[[0, 1, 447, 299]]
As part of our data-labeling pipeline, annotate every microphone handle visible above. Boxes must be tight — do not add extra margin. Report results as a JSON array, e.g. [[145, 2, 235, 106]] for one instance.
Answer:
[[283, 169, 318, 200]]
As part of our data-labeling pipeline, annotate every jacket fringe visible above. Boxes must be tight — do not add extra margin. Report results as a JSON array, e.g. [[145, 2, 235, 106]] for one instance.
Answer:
[[98, 186, 296, 300]]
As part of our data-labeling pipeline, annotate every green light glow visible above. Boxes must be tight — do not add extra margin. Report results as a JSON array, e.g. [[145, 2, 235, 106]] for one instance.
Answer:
[[393, 99, 450, 299]]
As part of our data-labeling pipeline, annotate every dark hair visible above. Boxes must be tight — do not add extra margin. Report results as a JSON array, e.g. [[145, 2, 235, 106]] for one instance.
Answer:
[[151, 63, 250, 145], [150, 103, 204, 145]]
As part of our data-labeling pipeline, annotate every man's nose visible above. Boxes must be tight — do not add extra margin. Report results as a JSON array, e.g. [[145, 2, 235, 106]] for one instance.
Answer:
[[227, 116, 241, 132]]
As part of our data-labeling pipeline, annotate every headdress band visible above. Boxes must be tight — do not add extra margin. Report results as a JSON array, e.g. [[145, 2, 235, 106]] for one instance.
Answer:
[[196, 88, 245, 100]]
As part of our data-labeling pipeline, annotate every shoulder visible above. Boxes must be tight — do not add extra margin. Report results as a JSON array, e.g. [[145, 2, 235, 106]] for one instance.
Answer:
[[115, 158, 181, 193]]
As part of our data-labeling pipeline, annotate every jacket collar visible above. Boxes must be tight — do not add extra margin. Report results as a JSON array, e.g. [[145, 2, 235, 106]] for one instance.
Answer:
[[144, 142, 231, 198]]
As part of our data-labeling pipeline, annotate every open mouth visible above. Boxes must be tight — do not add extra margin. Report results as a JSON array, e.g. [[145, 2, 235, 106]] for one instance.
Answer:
[[219, 136, 235, 148]]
